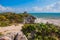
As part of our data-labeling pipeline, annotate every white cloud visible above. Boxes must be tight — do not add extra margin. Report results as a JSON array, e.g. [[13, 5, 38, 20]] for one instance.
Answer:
[[0, 5, 6, 11], [0, 1, 60, 13], [0, 5, 23, 13], [0, 5, 15, 12], [32, 6, 42, 12], [32, 1, 60, 12]]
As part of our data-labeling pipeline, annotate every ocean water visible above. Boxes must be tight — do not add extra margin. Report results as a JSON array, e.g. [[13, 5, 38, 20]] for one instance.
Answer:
[[29, 13, 60, 19]]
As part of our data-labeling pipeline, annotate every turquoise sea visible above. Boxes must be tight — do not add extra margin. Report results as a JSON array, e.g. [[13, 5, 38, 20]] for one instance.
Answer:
[[29, 13, 60, 19]]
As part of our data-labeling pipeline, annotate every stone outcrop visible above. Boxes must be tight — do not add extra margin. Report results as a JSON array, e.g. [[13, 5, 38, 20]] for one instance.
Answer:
[[24, 15, 36, 24], [0, 36, 12, 40], [14, 32, 27, 40], [0, 32, 28, 40]]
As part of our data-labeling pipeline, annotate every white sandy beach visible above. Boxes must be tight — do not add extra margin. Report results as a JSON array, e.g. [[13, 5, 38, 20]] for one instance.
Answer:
[[35, 18, 60, 26]]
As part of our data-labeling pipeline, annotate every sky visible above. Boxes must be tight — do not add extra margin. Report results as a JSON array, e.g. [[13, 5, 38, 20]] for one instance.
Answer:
[[0, 0, 60, 13]]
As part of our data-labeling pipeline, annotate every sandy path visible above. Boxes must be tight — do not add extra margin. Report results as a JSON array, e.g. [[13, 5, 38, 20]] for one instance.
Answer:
[[0, 24, 23, 35]]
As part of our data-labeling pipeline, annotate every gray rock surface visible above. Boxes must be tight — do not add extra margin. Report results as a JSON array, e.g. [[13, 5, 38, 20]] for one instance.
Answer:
[[0, 36, 12, 40], [15, 32, 27, 40], [0, 32, 28, 40]]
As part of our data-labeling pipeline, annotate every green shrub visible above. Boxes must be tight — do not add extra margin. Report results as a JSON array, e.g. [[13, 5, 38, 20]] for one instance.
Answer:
[[0, 33, 3, 36], [22, 23, 60, 40]]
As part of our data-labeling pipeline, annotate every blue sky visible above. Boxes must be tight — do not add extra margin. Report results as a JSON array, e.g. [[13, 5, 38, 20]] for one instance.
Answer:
[[0, 0, 60, 13]]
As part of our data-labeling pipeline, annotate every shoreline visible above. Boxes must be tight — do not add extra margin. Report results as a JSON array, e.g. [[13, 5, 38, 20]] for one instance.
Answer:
[[35, 18, 60, 26]]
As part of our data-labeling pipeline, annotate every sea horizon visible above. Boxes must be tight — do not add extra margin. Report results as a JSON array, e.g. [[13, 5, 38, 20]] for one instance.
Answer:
[[29, 13, 60, 19]]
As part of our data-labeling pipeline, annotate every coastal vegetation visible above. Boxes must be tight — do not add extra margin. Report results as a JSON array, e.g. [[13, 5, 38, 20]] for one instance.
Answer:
[[0, 12, 36, 27], [0, 12, 60, 40], [22, 23, 60, 40], [0, 33, 3, 36]]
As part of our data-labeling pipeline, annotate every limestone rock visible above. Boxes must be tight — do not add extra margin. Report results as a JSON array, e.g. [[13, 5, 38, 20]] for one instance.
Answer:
[[15, 32, 28, 40], [0, 32, 28, 40], [0, 36, 12, 40]]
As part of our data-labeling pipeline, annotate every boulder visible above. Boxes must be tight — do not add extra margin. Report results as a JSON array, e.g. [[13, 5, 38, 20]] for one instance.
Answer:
[[5, 32, 17, 40], [0, 32, 28, 40], [24, 15, 36, 24], [14, 32, 28, 40], [0, 36, 12, 40]]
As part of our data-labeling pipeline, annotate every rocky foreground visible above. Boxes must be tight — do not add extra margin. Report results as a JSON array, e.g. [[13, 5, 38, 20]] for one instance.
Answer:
[[0, 24, 28, 40]]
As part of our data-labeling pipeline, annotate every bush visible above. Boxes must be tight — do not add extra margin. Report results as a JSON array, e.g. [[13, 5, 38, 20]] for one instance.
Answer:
[[0, 12, 36, 27], [0, 33, 3, 36], [22, 23, 60, 40]]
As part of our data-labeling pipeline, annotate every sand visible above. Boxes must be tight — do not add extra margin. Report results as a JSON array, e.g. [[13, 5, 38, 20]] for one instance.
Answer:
[[0, 24, 23, 35], [35, 18, 60, 26]]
